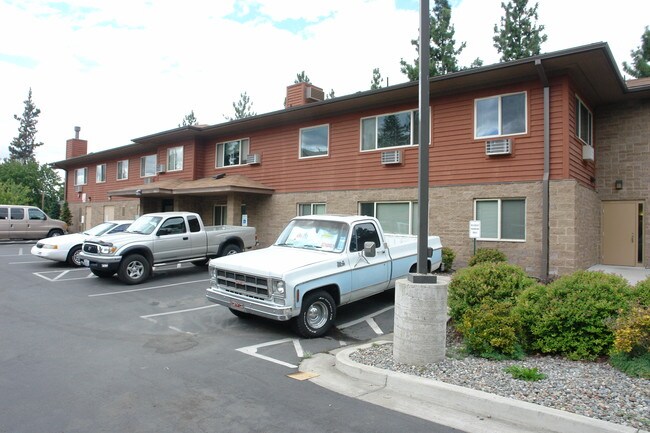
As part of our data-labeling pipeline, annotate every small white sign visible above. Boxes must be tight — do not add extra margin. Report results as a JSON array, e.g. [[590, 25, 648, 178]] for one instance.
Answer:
[[469, 220, 481, 239], [241, 214, 248, 227]]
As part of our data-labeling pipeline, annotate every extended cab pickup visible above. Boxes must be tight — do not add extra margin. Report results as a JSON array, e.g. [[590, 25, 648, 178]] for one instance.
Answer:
[[80, 212, 256, 284], [206, 215, 442, 337]]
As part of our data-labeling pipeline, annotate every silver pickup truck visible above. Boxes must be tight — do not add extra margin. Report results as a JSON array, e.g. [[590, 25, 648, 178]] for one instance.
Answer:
[[80, 211, 256, 284], [206, 214, 442, 337]]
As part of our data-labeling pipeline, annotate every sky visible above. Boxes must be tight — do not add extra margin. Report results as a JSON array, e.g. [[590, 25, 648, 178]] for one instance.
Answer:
[[0, 0, 647, 164]]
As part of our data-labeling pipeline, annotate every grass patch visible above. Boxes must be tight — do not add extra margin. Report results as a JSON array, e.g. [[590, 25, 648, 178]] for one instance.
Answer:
[[504, 365, 546, 381]]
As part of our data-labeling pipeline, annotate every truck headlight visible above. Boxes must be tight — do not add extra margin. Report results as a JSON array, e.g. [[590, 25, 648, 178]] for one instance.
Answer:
[[209, 266, 217, 283], [271, 280, 286, 297], [99, 245, 117, 254]]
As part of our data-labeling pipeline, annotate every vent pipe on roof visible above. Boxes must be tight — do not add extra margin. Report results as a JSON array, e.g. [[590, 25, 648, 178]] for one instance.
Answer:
[[74, 126, 81, 139]]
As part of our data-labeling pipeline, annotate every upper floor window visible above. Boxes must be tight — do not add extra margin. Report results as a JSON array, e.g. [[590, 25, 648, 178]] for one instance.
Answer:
[[117, 160, 129, 180], [475, 92, 526, 138], [74, 168, 87, 186], [167, 146, 183, 171], [216, 138, 249, 167], [300, 125, 329, 158], [359, 201, 419, 235], [140, 155, 157, 177], [576, 97, 593, 146], [298, 203, 326, 216], [96, 164, 106, 183], [361, 110, 419, 151], [475, 198, 526, 241]]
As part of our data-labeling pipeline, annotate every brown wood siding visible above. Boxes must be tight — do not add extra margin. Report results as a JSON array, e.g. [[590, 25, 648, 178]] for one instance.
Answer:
[[568, 83, 597, 187]]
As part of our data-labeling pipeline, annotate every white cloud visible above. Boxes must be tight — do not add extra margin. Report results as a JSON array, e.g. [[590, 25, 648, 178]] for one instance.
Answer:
[[0, 0, 645, 164]]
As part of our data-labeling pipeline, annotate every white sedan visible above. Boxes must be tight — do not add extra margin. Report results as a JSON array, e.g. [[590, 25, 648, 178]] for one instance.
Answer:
[[31, 220, 133, 267]]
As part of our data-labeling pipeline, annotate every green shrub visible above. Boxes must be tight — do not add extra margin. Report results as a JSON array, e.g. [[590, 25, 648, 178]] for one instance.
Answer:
[[613, 304, 650, 356], [448, 262, 538, 323], [504, 365, 546, 381], [468, 248, 507, 266], [516, 271, 632, 360], [459, 299, 524, 359], [609, 351, 650, 379], [633, 278, 650, 306], [441, 247, 456, 271]]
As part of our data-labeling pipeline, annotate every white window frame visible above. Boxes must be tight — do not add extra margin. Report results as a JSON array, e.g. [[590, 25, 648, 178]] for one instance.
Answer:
[[359, 201, 418, 235], [360, 109, 420, 151], [299, 124, 329, 159], [213, 205, 227, 225], [216, 138, 249, 168], [140, 154, 157, 178], [167, 146, 183, 172], [74, 167, 88, 186], [575, 96, 593, 146], [298, 203, 326, 216], [474, 198, 526, 242], [117, 160, 129, 181], [474, 91, 527, 139], [96, 164, 106, 183]]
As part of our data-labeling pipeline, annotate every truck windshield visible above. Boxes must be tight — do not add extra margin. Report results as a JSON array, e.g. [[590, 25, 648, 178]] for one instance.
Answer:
[[126, 216, 162, 235], [276, 219, 348, 253]]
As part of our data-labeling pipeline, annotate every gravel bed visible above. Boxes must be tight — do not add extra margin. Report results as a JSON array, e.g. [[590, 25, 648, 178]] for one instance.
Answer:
[[350, 343, 649, 430]]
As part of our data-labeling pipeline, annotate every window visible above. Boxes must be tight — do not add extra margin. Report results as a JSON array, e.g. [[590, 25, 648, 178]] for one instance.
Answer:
[[300, 125, 329, 158], [10, 208, 24, 220], [28, 208, 46, 220], [74, 168, 88, 186], [0, 207, 7, 220], [167, 146, 183, 171], [350, 222, 381, 252], [359, 201, 419, 235], [298, 203, 326, 216], [117, 160, 129, 180], [159, 217, 187, 235], [475, 199, 526, 241], [576, 97, 592, 145], [140, 155, 157, 177], [187, 215, 201, 232], [475, 92, 526, 138], [216, 138, 249, 167], [361, 110, 419, 150], [213, 205, 227, 225], [96, 164, 106, 183]]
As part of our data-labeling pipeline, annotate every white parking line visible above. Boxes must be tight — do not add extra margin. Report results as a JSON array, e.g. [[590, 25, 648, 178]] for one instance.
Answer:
[[9, 260, 44, 264], [33, 268, 93, 282], [366, 317, 384, 335], [140, 304, 220, 319], [88, 279, 209, 297], [236, 338, 299, 369], [337, 305, 394, 329]]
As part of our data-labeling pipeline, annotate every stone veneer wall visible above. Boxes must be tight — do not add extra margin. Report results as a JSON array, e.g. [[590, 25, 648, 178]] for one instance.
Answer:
[[67, 200, 141, 233], [595, 99, 650, 267]]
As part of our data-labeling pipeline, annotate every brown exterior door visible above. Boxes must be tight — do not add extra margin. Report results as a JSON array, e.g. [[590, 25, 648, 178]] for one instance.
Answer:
[[602, 201, 637, 266]]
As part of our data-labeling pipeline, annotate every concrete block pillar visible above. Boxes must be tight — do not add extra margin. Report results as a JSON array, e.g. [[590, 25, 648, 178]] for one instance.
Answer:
[[393, 276, 449, 365]]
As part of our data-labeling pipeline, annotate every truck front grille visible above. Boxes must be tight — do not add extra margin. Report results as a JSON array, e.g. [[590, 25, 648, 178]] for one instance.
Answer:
[[83, 243, 99, 254], [215, 269, 269, 299]]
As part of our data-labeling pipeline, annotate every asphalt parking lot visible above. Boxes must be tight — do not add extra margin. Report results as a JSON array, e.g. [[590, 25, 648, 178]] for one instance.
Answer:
[[0, 242, 456, 433]]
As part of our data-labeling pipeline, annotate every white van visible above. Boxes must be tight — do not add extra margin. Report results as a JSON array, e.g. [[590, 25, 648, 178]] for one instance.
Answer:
[[0, 205, 68, 240]]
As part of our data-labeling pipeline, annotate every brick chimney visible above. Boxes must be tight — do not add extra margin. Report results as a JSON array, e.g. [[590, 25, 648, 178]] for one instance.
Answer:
[[66, 126, 87, 159], [286, 82, 324, 108]]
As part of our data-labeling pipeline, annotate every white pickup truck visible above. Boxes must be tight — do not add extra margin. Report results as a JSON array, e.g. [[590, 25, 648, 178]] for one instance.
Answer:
[[206, 215, 442, 337], [80, 212, 256, 285]]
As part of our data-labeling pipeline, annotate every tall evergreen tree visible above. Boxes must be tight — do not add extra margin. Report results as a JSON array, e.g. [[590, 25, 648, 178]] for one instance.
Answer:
[[9, 88, 43, 164], [326, 89, 336, 99], [294, 71, 311, 84], [225, 92, 256, 121], [400, 0, 466, 80], [370, 68, 384, 90], [623, 26, 650, 78], [179, 110, 198, 127], [493, 0, 547, 62]]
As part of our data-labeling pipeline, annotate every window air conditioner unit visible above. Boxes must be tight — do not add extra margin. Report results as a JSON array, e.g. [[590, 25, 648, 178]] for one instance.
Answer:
[[485, 138, 512, 156], [381, 150, 402, 165], [305, 86, 324, 102], [582, 144, 594, 161], [247, 154, 261, 165], [74, 185, 83, 193], [156, 164, 166, 173]]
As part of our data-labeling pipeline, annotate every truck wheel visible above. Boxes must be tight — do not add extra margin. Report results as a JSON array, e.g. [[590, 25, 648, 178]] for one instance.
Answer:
[[221, 244, 242, 256], [67, 245, 83, 267], [91, 268, 114, 278], [293, 291, 336, 338], [118, 254, 150, 285]]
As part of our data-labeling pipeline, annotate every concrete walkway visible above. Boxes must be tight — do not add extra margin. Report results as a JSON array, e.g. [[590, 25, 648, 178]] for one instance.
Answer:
[[587, 264, 650, 284]]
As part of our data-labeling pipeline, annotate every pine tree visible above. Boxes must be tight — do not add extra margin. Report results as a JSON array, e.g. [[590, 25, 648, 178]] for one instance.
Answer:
[[493, 0, 547, 62], [9, 88, 43, 164], [623, 26, 650, 78], [60, 201, 73, 227], [400, 0, 466, 80], [370, 68, 384, 90], [179, 110, 198, 127], [326, 89, 336, 99], [225, 92, 256, 121], [294, 71, 311, 84]]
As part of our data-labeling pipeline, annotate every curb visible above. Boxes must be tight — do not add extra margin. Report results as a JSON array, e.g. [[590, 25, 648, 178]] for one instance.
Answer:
[[335, 341, 642, 433]]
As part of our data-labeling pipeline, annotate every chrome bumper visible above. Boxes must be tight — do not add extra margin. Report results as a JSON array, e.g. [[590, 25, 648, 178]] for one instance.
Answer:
[[206, 287, 293, 321]]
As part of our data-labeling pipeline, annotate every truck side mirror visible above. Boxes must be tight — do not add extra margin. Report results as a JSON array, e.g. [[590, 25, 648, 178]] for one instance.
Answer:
[[363, 241, 376, 257], [157, 228, 171, 236]]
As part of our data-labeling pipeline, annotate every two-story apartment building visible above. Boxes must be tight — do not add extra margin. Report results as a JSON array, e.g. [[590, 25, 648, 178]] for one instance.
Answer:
[[53, 43, 650, 281]]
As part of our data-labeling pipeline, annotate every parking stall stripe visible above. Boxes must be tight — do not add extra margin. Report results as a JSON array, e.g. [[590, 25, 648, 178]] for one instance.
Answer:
[[337, 305, 394, 329], [88, 279, 209, 297], [366, 317, 384, 335], [140, 304, 220, 319]]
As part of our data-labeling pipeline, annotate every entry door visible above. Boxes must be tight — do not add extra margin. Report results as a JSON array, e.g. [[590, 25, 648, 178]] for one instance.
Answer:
[[104, 206, 115, 221], [602, 201, 637, 266]]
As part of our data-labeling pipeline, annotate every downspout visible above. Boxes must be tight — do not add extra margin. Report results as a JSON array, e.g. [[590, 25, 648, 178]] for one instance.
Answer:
[[535, 59, 550, 282]]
